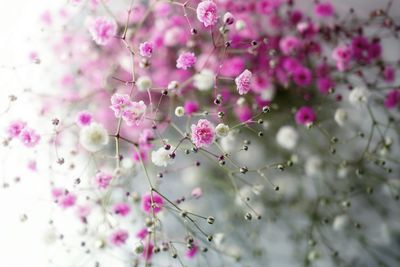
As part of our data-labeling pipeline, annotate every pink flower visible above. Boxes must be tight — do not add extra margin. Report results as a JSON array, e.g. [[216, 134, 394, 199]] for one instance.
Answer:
[[76, 111, 92, 126], [235, 69, 252, 95], [141, 192, 164, 214], [295, 106, 316, 125], [139, 129, 154, 148], [142, 242, 154, 261], [121, 101, 147, 126], [279, 36, 301, 55], [7, 120, 26, 138], [223, 12, 235, 25], [332, 45, 352, 72], [113, 203, 131, 216], [184, 101, 199, 115], [109, 229, 129, 246], [257, 0, 282, 14], [139, 41, 154, 58], [59, 192, 77, 209], [87, 17, 117, 45], [196, 0, 218, 27], [176, 52, 196, 70], [293, 67, 312, 87], [314, 2, 334, 17], [94, 171, 113, 189], [191, 187, 203, 199], [110, 93, 131, 117], [383, 66, 395, 83], [76, 205, 91, 222], [186, 243, 199, 258], [384, 90, 400, 109], [191, 119, 215, 148], [19, 128, 40, 147], [136, 228, 148, 239], [316, 77, 335, 94]]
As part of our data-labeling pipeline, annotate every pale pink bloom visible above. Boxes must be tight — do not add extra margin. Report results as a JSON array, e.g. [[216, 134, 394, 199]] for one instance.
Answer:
[[110, 93, 131, 117], [235, 69, 253, 95], [279, 36, 301, 55], [113, 203, 131, 216], [332, 45, 352, 72], [87, 17, 117, 45], [27, 160, 37, 172], [176, 52, 196, 70], [121, 101, 147, 126], [191, 119, 215, 148], [196, 0, 218, 27], [191, 187, 203, 199], [59, 192, 77, 209], [76, 111, 92, 127], [141, 192, 164, 214], [94, 171, 113, 189], [136, 228, 149, 239], [7, 120, 26, 138], [19, 128, 40, 147], [51, 188, 64, 199], [76, 205, 91, 222], [109, 229, 129, 246], [139, 42, 154, 58]]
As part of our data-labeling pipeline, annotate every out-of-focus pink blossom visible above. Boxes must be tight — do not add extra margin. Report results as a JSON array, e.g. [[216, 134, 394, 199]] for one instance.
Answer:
[[295, 106, 316, 125], [384, 89, 400, 109], [139, 42, 154, 58], [94, 171, 113, 189], [87, 17, 117, 46], [76, 111, 93, 126], [141, 192, 164, 214], [113, 203, 131, 216], [314, 2, 334, 17], [109, 229, 129, 246], [176, 52, 196, 70], [19, 128, 40, 147], [7, 120, 26, 138]]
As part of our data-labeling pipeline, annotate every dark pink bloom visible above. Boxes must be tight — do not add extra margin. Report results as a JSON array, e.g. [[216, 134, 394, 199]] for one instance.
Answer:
[[113, 203, 131, 216], [109, 229, 129, 246], [191, 119, 215, 148], [293, 67, 312, 87], [7, 120, 26, 138], [332, 45, 352, 71], [184, 101, 199, 115], [59, 192, 77, 209], [235, 105, 252, 122], [142, 242, 154, 261], [76, 111, 92, 126], [257, 0, 282, 15], [196, 0, 218, 27], [19, 128, 40, 147], [235, 69, 252, 95], [76, 205, 91, 222], [136, 228, 149, 239], [295, 106, 316, 125], [314, 2, 334, 17], [95, 171, 113, 189], [139, 41, 154, 58], [176, 52, 196, 70], [384, 90, 400, 109], [317, 77, 335, 94], [186, 243, 199, 258], [383, 66, 395, 83], [141, 192, 164, 214]]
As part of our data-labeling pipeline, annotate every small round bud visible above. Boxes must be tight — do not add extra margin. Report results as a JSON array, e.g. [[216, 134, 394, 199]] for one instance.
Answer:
[[134, 242, 144, 254], [207, 235, 213, 242], [240, 167, 248, 174], [175, 106, 184, 117], [207, 216, 215, 224], [136, 76, 152, 91], [164, 144, 171, 150], [262, 106, 270, 113], [161, 89, 168, 96], [190, 28, 197, 35], [215, 123, 230, 137], [168, 80, 179, 90], [223, 12, 235, 25], [244, 212, 252, 220]]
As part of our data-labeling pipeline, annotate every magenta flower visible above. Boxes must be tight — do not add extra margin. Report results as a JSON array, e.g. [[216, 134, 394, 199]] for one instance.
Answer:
[[87, 17, 117, 46], [196, 0, 218, 27], [191, 119, 215, 148], [109, 229, 129, 246], [59, 192, 77, 209], [141, 192, 164, 214], [383, 66, 395, 83], [314, 2, 334, 17], [142, 242, 154, 261], [76, 111, 92, 127], [136, 228, 148, 239], [332, 45, 352, 71], [19, 128, 40, 147], [95, 171, 113, 189], [184, 100, 199, 115], [295, 106, 316, 125], [235, 69, 252, 95], [186, 243, 199, 258], [139, 41, 154, 58], [121, 101, 147, 126], [176, 52, 196, 70], [316, 77, 335, 94], [293, 67, 312, 87], [7, 120, 26, 138], [384, 90, 400, 109], [110, 93, 131, 117], [113, 203, 131, 216]]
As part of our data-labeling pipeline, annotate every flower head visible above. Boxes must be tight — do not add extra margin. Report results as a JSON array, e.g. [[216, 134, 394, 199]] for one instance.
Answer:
[[87, 17, 117, 45], [141, 192, 164, 214], [122, 101, 146, 126], [295, 106, 316, 125], [113, 203, 131, 216], [94, 171, 113, 189], [276, 126, 298, 150], [79, 122, 109, 152], [109, 230, 129, 246], [384, 89, 400, 109], [235, 69, 252, 95], [110, 93, 131, 117], [349, 87, 369, 107], [194, 69, 214, 91], [7, 120, 26, 138], [196, 0, 218, 27], [314, 2, 334, 17], [191, 119, 215, 148], [151, 146, 175, 167], [20, 128, 40, 147], [139, 41, 154, 58], [176, 52, 196, 70], [76, 111, 92, 127]]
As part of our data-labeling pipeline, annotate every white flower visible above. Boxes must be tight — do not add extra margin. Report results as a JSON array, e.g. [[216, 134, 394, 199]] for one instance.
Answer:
[[194, 69, 214, 91], [235, 20, 246, 31], [334, 108, 348, 126], [175, 106, 185, 117], [276, 126, 298, 150], [136, 76, 152, 91], [215, 123, 229, 137], [236, 97, 246, 106], [349, 86, 369, 106], [332, 215, 348, 231], [220, 132, 237, 153], [80, 122, 109, 152], [305, 156, 322, 177], [168, 80, 179, 90], [151, 146, 175, 167]]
